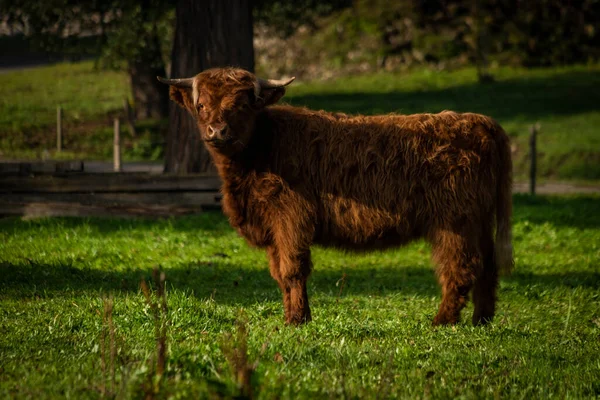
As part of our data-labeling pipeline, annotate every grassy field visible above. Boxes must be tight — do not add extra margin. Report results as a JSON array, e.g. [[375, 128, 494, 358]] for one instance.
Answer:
[[0, 62, 165, 162], [1, 61, 599, 180], [1, 194, 599, 398]]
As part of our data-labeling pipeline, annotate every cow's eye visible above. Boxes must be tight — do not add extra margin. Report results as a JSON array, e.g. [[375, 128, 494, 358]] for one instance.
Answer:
[[197, 103, 204, 110]]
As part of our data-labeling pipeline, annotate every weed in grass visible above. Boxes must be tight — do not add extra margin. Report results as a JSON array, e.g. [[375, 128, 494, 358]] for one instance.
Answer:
[[336, 272, 347, 302], [219, 315, 268, 399], [139, 268, 169, 399], [100, 296, 117, 397], [374, 352, 395, 400]]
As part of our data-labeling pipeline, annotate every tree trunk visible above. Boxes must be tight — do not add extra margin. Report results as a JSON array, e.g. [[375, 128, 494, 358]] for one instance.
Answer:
[[164, 0, 255, 174], [471, 0, 493, 83], [130, 61, 169, 120], [129, 28, 169, 120]]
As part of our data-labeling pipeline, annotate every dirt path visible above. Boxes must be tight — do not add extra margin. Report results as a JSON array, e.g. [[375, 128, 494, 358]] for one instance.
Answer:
[[82, 161, 164, 174], [512, 182, 600, 195]]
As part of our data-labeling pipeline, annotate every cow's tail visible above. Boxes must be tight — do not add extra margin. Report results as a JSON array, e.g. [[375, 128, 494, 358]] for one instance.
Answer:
[[494, 125, 514, 275]]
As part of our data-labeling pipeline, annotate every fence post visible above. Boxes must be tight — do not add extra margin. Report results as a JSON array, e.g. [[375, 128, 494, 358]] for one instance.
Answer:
[[56, 106, 62, 152], [113, 118, 121, 172], [529, 124, 538, 196]]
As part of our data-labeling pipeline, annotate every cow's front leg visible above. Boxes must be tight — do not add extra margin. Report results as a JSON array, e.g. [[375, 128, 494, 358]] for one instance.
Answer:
[[267, 246, 291, 321], [269, 203, 315, 325], [279, 250, 312, 325]]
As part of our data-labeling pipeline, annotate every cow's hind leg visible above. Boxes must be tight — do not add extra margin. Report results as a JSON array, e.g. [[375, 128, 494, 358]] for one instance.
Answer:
[[278, 250, 312, 325], [431, 227, 482, 326], [471, 231, 498, 325], [267, 246, 291, 321]]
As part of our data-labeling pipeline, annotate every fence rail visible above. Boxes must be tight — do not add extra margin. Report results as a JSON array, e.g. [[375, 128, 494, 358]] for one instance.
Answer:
[[0, 172, 221, 218], [0, 161, 84, 175]]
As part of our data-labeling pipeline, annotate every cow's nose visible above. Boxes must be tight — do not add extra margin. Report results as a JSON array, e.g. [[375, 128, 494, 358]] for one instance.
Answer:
[[207, 124, 227, 139]]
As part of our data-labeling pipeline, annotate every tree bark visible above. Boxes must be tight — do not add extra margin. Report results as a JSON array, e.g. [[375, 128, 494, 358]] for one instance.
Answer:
[[130, 60, 169, 120], [129, 20, 169, 120], [164, 0, 255, 174]]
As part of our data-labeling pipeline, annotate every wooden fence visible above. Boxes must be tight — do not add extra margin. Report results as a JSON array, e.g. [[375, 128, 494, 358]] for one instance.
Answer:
[[0, 169, 222, 218]]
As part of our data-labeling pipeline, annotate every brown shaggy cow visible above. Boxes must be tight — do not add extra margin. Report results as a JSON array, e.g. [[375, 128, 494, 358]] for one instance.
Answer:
[[158, 67, 513, 326]]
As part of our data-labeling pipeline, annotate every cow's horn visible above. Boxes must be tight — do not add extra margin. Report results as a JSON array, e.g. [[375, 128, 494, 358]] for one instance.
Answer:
[[156, 76, 194, 87], [257, 77, 295, 89]]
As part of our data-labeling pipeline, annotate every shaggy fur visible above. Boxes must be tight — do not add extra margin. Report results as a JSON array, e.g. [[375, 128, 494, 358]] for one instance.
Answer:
[[161, 67, 514, 326]]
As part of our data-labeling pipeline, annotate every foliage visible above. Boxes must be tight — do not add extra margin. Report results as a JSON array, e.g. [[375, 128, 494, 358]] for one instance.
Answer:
[[97, 1, 174, 73], [0, 0, 107, 58], [254, 0, 351, 38], [255, 0, 600, 76], [488, 0, 600, 67], [0, 194, 599, 398], [3, 0, 599, 82], [0, 0, 174, 70]]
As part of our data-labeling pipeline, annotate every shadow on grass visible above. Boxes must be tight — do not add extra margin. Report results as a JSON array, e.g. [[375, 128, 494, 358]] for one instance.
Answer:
[[287, 69, 600, 124], [512, 194, 600, 230], [505, 270, 600, 292], [1, 257, 598, 305], [0, 258, 439, 303]]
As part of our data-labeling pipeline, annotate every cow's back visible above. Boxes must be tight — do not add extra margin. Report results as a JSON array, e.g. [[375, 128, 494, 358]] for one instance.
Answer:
[[262, 107, 504, 248]]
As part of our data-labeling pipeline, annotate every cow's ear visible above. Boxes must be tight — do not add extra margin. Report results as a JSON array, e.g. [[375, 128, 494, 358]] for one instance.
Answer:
[[252, 76, 294, 109], [253, 87, 286, 109], [157, 76, 195, 112], [169, 86, 194, 111]]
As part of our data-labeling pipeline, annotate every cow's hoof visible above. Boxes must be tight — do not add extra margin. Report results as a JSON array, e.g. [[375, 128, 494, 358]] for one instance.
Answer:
[[285, 312, 312, 326], [472, 314, 494, 326], [432, 313, 458, 326]]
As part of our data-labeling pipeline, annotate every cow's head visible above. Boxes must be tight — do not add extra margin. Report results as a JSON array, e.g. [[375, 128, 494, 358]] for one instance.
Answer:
[[158, 68, 294, 154]]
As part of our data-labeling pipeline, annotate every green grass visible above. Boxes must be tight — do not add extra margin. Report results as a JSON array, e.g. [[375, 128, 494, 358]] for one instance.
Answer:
[[1, 62, 599, 179], [1, 195, 599, 398], [0, 61, 165, 162], [0, 62, 127, 133]]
